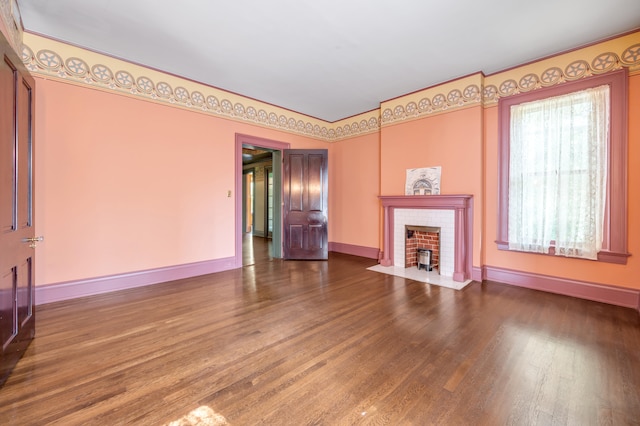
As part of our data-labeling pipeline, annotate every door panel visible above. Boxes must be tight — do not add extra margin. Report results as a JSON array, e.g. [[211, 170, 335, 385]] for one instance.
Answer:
[[0, 268, 17, 350], [289, 225, 303, 250], [17, 257, 32, 328], [283, 149, 328, 260], [0, 57, 15, 234], [289, 154, 304, 211], [1, 31, 36, 387], [17, 79, 32, 229], [309, 225, 323, 250], [308, 155, 323, 211]]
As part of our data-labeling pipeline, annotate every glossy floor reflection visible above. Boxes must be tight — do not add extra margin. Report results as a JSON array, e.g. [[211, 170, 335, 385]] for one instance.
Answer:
[[2, 244, 639, 424], [242, 233, 273, 266]]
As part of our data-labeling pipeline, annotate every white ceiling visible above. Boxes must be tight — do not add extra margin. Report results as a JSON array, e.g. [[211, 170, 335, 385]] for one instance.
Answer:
[[16, 0, 640, 122]]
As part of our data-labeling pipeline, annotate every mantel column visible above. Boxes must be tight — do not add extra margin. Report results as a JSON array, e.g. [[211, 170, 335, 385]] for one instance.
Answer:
[[453, 206, 467, 282], [381, 205, 393, 266]]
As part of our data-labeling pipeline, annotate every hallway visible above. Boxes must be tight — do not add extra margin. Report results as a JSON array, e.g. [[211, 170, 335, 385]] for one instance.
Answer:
[[243, 234, 273, 266]]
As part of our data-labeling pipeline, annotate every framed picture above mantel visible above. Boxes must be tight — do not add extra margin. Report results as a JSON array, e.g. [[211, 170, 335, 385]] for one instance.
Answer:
[[405, 166, 441, 195]]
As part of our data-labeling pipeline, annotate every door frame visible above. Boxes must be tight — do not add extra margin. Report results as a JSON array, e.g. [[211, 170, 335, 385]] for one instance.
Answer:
[[234, 134, 290, 268], [264, 165, 273, 238], [242, 168, 254, 234]]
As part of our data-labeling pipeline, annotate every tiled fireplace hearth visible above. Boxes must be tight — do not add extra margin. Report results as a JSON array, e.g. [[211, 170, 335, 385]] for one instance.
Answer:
[[379, 195, 473, 282]]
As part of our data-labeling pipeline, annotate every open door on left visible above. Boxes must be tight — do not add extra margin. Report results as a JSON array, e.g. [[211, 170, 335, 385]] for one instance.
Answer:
[[0, 31, 37, 387]]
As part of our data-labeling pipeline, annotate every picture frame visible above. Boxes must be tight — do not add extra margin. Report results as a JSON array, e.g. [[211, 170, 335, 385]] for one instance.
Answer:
[[405, 166, 441, 195]]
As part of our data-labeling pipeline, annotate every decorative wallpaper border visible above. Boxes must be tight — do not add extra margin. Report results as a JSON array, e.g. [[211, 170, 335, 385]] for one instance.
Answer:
[[22, 33, 380, 142], [380, 74, 483, 126], [483, 42, 640, 104], [331, 113, 381, 139], [20, 30, 640, 136], [381, 31, 640, 125]]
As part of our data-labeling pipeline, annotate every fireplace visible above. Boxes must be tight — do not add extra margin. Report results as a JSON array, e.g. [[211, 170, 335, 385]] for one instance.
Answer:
[[395, 208, 454, 276], [378, 195, 473, 282], [405, 225, 440, 271]]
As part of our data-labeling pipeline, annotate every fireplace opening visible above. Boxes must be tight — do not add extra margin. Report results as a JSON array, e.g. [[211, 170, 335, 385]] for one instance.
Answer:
[[405, 225, 440, 273], [417, 248, 432, 271]]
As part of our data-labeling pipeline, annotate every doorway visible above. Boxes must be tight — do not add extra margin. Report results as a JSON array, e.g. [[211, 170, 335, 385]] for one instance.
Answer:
[[241, 154, 272, 266], [235, 135, 289, 267], [242, 169, 254, 235]]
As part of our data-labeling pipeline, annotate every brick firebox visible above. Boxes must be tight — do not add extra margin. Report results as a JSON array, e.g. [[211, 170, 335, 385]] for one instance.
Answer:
[[405, 226, 440, 270]]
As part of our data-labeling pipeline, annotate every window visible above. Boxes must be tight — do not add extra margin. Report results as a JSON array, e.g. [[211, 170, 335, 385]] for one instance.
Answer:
[[509, 85, 609, 259], [497, 68, 629, 264]]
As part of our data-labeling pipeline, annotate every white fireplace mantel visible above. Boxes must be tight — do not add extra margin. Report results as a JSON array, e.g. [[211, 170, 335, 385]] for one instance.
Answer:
[[379, 195, 473, 282]]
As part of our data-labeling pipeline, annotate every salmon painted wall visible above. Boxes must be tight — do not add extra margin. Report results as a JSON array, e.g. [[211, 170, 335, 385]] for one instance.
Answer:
[[483, 73, 640, 290], [22, 26, 640, 297], [380, 105, 484, 267], [328, 131, 380, 249], [34, 78, 326, 286]]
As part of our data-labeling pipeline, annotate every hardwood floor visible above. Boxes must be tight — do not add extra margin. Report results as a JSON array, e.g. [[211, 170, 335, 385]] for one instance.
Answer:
[[1, 247, 639, 425], [243, 234, 272, 266]]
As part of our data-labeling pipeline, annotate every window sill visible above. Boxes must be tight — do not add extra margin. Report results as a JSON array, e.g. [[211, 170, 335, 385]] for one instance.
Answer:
[[495, 241, 630, 265]]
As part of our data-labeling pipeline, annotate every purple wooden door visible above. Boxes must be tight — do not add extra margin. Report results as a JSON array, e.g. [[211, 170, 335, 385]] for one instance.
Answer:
[[0, 32, 36, 386], [283, 149, 328, 260]]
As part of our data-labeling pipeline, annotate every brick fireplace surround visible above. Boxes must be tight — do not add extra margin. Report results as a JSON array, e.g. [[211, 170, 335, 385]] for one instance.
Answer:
[[379, 195, 473, 282], [405, 227, 440, 269]]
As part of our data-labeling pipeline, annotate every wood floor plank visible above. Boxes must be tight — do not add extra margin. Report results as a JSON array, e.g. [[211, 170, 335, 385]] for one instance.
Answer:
[[1, 238, 639, 425]]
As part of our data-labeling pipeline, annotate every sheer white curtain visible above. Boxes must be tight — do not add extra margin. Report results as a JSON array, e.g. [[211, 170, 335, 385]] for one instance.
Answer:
[[508, 85, 609, 260]]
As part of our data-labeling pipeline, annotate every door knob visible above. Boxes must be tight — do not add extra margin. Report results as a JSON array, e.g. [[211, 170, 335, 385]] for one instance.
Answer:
[[23, 236, 44, 248]]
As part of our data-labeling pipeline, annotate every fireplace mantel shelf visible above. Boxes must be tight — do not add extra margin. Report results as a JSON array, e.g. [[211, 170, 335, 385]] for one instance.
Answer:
[[379, 194, 473, 282], [380, 194, 472, 208]]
